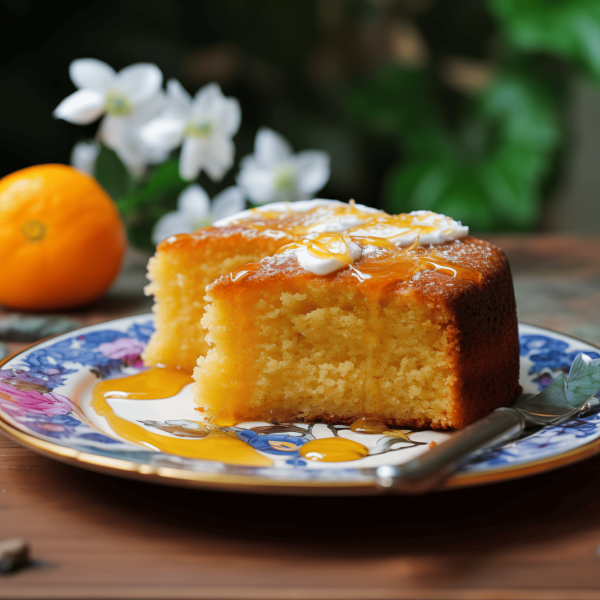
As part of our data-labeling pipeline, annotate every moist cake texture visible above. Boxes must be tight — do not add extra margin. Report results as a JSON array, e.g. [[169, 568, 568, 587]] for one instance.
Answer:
[[143, 226, 291, 371], [144, 199, 521, 430], [193, 235, 521, 430], [143, 200, 383, 371]]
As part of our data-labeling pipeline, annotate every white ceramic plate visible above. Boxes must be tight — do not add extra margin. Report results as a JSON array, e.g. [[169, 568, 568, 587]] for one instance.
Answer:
[[1, 314, 600, 495]]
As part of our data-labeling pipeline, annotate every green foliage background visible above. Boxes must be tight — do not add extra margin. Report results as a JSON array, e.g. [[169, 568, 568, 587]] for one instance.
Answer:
[[346, 0, 600, 231], [348, 0, 600, 231], [54, 0, 600, 245]]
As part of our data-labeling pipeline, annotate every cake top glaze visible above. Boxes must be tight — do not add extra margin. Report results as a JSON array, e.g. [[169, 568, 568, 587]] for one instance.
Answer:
[[212, 199, 469, 276], [214, 199, 467, 244], [217, 236, 506, 307]]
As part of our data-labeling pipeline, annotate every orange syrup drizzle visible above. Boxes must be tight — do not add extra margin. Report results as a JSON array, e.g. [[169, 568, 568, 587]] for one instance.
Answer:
[[276, 231, 355, 266], [228, 262, 262, 283], [354, 243, 482, 284], [88, 372, 422, 466], [275, 233, 482, 284], [228, 201, 379, 238], [346, 211, 438, 239], [299, 437, 369, 462], [231, 204, 445, 241], [226, 205, 481, 284], [350, 417, 412, 441], [90, 367, 272, 467]]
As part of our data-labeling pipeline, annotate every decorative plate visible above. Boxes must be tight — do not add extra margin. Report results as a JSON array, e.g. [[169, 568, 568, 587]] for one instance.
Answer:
[[1, 314, 600, 495]]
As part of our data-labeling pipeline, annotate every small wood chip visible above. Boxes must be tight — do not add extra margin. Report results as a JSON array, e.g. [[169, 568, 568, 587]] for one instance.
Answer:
[[429, 440, 437, 449], [0, 538, 30, 574], [0, 315, 81, 342]]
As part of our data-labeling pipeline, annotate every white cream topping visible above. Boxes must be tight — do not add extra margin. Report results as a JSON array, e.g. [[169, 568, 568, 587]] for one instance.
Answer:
[[213, 198, 380, 228], [351, 211, 468, 247], [305, 212, 372, 234], [216, 199, 469, 277], [290, 239, 363, 276]]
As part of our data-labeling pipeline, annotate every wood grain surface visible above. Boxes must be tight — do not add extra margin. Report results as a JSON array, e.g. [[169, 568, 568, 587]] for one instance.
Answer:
[[2, 235, 600, 600]]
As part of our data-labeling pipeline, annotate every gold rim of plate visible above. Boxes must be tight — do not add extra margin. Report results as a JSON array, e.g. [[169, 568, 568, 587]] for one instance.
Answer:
[[2, 322, 600, 496]]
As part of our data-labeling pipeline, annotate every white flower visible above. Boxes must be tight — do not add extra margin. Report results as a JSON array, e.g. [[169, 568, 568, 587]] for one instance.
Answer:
[[54, 58, 165, 176], [70, 140, 100, 175], [237, 127, 330, 205], [140, 80, 241, 182], [152, 184, 245, 244]]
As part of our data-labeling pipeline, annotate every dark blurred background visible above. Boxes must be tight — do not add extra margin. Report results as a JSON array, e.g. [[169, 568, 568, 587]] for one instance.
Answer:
[[3, 0, 600, 236]]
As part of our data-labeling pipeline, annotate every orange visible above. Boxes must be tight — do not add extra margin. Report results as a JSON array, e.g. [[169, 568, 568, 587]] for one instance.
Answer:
[[0, 164, 126, 311]]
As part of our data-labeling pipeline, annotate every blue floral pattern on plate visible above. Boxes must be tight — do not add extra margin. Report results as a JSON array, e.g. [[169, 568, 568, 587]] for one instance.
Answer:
[[1, 315, 600, 486]]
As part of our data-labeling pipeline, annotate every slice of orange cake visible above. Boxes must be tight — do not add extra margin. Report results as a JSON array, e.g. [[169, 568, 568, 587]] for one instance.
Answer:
[[192, 208, 521, 430], [143, 200, 382, 371]]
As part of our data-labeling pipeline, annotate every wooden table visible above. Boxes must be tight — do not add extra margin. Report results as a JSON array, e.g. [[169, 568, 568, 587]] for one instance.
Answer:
[[2, 235, 600, 600]]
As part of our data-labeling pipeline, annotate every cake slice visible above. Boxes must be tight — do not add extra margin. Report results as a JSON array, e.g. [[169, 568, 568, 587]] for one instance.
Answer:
[[143, 200, 382, 371], [143, 226, 291, 371], [192, 222, 521, 429]]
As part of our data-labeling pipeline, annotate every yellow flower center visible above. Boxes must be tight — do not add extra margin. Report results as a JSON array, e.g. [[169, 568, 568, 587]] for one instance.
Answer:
[[104, 92, 132, 116], [184, 122, 213, 138], [274, 167, 295, 191]]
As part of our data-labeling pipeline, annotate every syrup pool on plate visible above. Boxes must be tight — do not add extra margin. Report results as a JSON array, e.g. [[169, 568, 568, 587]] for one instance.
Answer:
[[88, 368, 429, 467], [90, 367, 272, 467]]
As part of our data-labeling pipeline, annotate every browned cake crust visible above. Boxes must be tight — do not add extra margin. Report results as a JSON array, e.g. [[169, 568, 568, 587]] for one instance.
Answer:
[[431, 238, 522, 428], [197, 235, 521, 429], [155, 224, 294, 255]]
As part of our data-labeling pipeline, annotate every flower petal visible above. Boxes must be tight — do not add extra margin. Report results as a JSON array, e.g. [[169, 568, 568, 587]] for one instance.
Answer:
[[140, 116, 185, 151], [99, 115, 147, 177], [98, 114, 124, 149], [152, 211, 195, 244], [143, 143, 171, 166], [70, 140, 100, 175], [114, 63, 163, 105], [254, 127, 292, 166], [211, 186, 245, 222], [237, 160, 276, 204], [165, 78, 192, 118], [129, 91, 166, 125], [177, 184, 211, 218], [132, 94, 172, 163], [294, 150, 330, 194], [191, 82, 224, 119], [214, 97, 241, 137], [69, 58, 115, 92], [115, 145, 147, 178], [179, 137, 205, 180], [203, 136, 234, 182], [53, 90, 105, 124]]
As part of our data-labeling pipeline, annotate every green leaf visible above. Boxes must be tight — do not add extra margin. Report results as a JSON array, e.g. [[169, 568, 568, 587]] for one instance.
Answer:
[[479, 153, 539, 228], [141, 159, 188, 199], [518, 373, 568, 409], [346, 66, 447, 154], [479, 71, 561, 151], [517, 353, 600, 412], [115, 159, 190, 250], [384, 158, 453, 214], [432, 180, 496, 231], [385, 158, 498, 231], [93, 144, 133, 200], [566, 354, 600, 406], [116, 159, 188, 217], [488, 0, 600, 81], [349, 58, 564, 231]]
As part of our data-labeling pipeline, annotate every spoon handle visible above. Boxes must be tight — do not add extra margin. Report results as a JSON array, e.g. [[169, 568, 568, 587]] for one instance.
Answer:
[[375, 407, 526, 494]]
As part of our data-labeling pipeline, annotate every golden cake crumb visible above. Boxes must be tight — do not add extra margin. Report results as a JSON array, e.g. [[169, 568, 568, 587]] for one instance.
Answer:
[[192, 236, 521, 429]]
